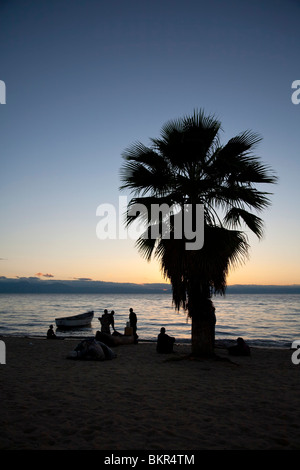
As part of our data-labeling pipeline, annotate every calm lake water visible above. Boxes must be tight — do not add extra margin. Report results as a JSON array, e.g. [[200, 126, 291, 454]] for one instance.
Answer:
[[0, 293, 299, 348]]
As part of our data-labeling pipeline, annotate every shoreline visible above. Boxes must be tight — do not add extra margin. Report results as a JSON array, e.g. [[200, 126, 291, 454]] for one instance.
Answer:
[[0, 332, 293, 350], [0, 336, 299, 450], [0, 292, 298, 352]]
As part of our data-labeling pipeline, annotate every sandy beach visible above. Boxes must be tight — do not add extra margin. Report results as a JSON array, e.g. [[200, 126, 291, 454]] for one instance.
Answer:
[[0, 336, 299, 451]]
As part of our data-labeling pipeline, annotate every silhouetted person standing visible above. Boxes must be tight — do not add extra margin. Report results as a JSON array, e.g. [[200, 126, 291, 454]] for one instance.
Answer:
[[109, 310, 116, 332], [99, 309, 115, 335], [129, 308, 138, 343]]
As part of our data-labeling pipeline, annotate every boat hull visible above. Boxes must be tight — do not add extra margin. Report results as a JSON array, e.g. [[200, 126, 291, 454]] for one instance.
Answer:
[[55, 311, 94, 328], [95, 331, 135, 346]]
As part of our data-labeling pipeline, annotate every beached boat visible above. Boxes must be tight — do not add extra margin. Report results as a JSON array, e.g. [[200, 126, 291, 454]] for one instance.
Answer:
[[109, 334, 135, 346], [55, 311, 94, 328], [95, 330, 135, 346]]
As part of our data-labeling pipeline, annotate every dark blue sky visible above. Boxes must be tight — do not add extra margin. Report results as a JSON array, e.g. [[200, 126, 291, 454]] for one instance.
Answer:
[[0, 0, 299, 284]]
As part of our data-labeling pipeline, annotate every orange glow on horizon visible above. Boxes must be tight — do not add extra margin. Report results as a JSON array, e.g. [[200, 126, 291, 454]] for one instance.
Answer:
[[3, 260, 299, 286], [2, 242, 299, 286]]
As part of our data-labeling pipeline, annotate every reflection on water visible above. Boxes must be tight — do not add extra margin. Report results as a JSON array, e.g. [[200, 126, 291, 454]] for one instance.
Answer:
[[0, 293, 299, 348]]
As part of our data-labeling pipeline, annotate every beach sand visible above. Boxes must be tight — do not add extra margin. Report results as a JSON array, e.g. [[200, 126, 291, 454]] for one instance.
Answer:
[[0, 336, 299, 450]]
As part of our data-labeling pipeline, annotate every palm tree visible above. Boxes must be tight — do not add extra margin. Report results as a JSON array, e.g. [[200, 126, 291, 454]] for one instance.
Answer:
[[120, 110, 277, 356]]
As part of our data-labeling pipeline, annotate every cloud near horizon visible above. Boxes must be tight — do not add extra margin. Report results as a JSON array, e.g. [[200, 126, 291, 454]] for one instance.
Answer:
[[36, 272, 54, 278]]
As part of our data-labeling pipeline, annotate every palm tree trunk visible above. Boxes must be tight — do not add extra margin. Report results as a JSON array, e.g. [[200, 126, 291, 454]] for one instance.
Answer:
[[189, 286, 216, 357], [191, 314, 215, 356]]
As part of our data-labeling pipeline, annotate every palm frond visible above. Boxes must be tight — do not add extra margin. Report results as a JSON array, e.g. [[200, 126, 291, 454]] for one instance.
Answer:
[[224, 207, 264, 238], [135, 235, 157, 262], [152, 109, 222, 168], [211, 185, 272, 212], [120, 160, 171, 196], [209, 131, 262, 178]]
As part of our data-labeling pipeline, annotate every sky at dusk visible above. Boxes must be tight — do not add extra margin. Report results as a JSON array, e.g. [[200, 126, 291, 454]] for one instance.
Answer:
[[0, 0, 299, 286]]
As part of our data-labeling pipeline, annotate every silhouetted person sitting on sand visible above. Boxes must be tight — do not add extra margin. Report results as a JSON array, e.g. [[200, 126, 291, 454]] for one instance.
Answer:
[[47, 325, 57, 339], [156, 327, 175, 353], [227, 337, 251, 356]]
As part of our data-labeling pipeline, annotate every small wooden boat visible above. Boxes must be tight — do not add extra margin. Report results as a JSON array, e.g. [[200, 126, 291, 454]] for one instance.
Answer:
[[95, 330, 135, 346], [109, 334, 135, 346], [55, 311, 94, 328]]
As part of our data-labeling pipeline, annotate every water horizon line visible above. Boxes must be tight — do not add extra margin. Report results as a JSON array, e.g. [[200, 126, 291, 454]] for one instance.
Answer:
[[0, 277, 299, 295]]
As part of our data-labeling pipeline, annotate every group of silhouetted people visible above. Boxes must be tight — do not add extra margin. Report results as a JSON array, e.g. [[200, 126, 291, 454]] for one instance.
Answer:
[[47, 304, 250, 356], [96, 308, 176, 352], [99, 309, 115, 335], [96, 309, 175, 352], [98, 307, 138, 343]]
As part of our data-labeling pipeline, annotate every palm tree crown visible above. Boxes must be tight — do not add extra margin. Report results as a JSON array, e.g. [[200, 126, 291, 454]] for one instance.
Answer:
[[120, 110, 277, 353]]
